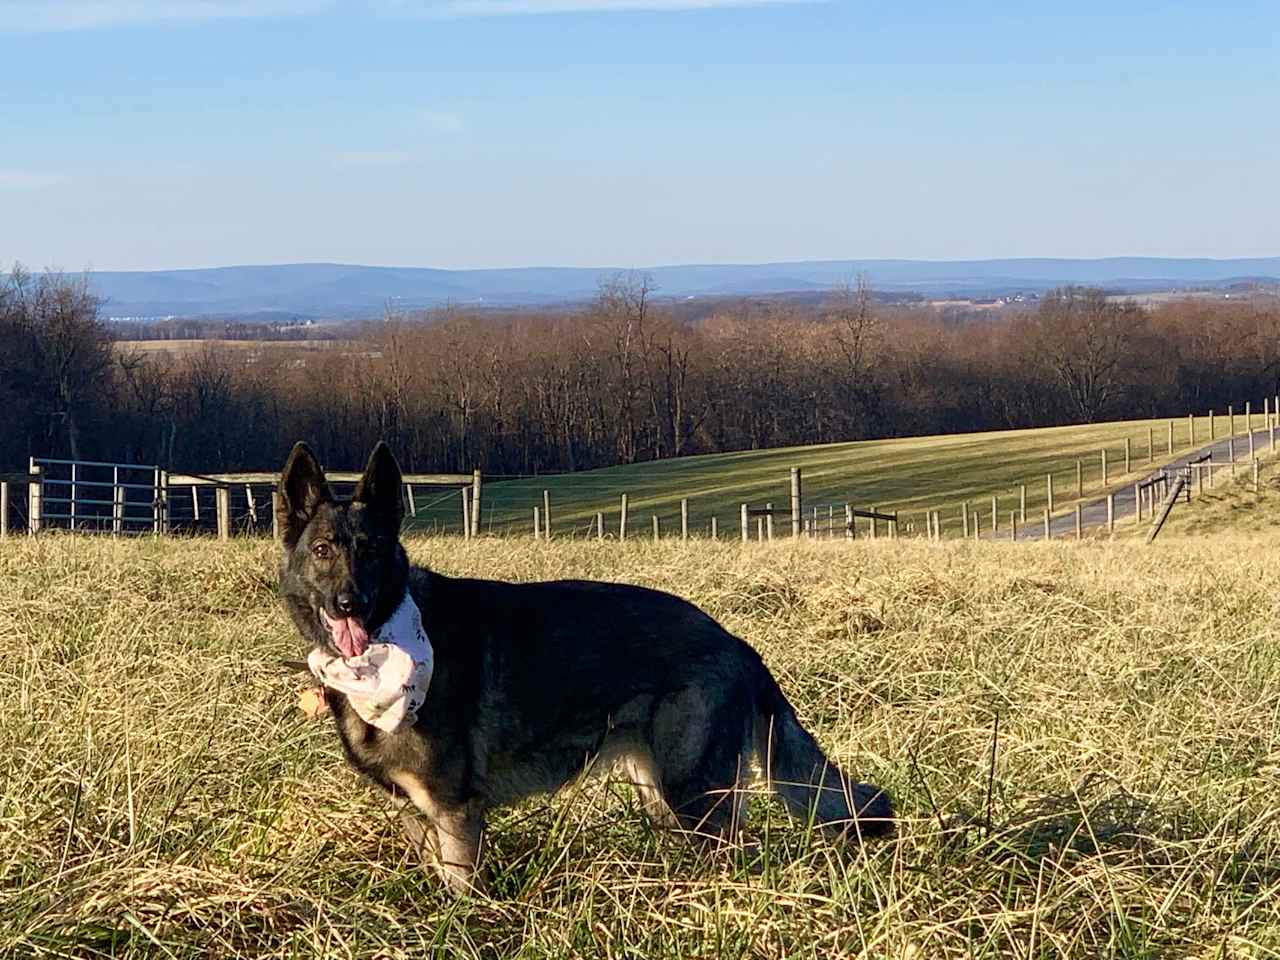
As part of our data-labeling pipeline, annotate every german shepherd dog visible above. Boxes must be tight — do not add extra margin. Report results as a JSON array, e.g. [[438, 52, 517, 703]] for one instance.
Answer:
[[277, 441, 891, 894]]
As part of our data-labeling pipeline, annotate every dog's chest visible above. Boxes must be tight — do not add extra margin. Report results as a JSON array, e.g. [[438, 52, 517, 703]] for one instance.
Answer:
[[331, 694, 432, 785]]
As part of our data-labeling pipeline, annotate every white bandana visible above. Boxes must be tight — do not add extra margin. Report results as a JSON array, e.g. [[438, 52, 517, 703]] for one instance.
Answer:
[[307, 591, 434, 733]]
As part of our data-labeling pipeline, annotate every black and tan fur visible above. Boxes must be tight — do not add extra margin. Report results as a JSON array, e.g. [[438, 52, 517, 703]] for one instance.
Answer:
[[277, 441, 891, 894]]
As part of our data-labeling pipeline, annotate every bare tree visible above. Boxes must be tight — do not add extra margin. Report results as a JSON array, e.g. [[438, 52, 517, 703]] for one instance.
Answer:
[[1035, 287, 1143, 422]]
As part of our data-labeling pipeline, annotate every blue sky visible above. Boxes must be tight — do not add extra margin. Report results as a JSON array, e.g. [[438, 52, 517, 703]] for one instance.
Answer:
[[2, 0, 1278, 271]]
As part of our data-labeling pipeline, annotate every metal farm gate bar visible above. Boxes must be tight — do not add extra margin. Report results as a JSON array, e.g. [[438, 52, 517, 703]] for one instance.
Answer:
[[15, 457, 481, 539]]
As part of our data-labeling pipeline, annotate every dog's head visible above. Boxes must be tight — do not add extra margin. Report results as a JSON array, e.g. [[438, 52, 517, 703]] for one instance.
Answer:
[[276, 441, 409, 658]]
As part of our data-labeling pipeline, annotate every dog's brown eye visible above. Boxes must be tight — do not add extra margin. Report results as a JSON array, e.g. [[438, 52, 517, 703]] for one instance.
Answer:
[[311, 541, 332, 560]]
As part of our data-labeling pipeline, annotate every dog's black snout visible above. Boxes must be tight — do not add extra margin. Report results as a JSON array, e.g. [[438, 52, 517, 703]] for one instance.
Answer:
[[335, 591, 362, 616]]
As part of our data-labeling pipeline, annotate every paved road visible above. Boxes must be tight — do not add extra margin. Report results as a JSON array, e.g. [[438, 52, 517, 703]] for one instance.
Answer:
[[996, 427, 1274, 541]]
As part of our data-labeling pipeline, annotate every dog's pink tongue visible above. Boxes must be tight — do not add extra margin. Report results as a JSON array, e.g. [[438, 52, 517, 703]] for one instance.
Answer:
[[324, 612, 369, 659]]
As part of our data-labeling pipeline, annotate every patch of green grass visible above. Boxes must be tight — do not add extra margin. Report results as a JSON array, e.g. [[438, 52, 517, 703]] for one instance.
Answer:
[[1119, 451, 1280, 541], [1, 533, 1278, 957], [416, 415, 1243, 539]]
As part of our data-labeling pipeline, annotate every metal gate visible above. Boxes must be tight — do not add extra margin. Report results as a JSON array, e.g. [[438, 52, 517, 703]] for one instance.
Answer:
[[27, 457, 165, 534]]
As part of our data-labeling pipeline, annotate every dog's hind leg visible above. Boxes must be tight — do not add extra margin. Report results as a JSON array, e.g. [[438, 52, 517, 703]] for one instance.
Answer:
[[618, 748, 679, 830], [648, 686, 752, 846]]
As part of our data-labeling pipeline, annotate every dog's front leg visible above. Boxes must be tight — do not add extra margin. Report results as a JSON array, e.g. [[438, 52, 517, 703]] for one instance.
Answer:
[[391, 770, 487, 896]]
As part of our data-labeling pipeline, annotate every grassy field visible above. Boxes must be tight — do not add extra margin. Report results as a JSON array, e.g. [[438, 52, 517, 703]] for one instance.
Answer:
[[2, 533, 1278, 958], [1117, 446, 1280, 541], [113, 339, 353, 356], [426, 414, 1250, 538]]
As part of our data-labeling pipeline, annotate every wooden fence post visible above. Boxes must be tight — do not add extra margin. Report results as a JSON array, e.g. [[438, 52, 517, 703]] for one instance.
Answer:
[[972, 510, 980, 539], [596, 511, 604, 541], [991, 495, 998, 533], [461, 487, 471, 540], [160, 471, 170, 534], [1209, 410, 1215, 439], [533, 506, 540, 539], [1043, 508, 1050, 540], [1047, 473, 1054, 513], [1134, 483, 1142, 524], [1253, 458, 1260, 493], [1124, 438, 1131, 474], [151, 467, 160, 533], [28, 461, 41, 535], [1019, 484, 1026, 523], [710, 517, 718, 540], [1167, 421, 1174, 456], [1009, 511, 1017, 542], [740, 503, 748, 543], [890, 511, 898, 540], [1106, 493, 1114, 533], [1147, 427, 1154, 463], [1271, 419, 1276, 452], [1229, 404, 1235, 437], [216, 486, 230, 540], [1101, 449, 1108, 485], [652, 515, 660, 542], [1229, 437, 1236, 475], [1189, 414, 1195, 446], [962, 501, 969, 538], [542, 489, 551, 540], [845, 504, 854, 540], [405, 483, 416, 519], [680, 498, 689, 541], [790, 467, 802, 538], [1075, 504, 1082, 539], [1246, 401, 1252, 434], [272, 491, 281, 541], [1249, 422, 1256, 460], [766, 502, 775, 541], [619, 494, 628, 541], [471, 470, 482, 538], [243, 482, 257, 532], [0, 481, 7, 539]]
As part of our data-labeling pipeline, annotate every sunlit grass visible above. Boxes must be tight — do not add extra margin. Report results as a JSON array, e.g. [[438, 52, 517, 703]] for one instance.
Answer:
[[1, 533, 1278, 957], [420, 414, 1249, 540]]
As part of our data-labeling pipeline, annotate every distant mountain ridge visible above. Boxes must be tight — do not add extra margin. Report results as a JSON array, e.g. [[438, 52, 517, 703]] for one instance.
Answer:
[[86, 257, 1280, 320]]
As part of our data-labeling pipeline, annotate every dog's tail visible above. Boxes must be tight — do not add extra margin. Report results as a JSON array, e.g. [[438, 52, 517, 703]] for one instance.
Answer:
[[755, 674, 892, 838]]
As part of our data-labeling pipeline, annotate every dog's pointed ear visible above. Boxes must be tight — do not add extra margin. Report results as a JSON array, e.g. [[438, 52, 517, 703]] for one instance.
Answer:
[[277, 442, 332, 547], [353, 441, 404, 532]]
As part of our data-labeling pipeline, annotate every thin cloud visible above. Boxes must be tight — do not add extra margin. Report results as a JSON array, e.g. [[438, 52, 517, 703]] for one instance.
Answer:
[[332, 150, 414, 168], [0, 169, 63, 189], [0, 0, 816, 32], [0, 1, 330, 33], [422, 0, 819, 15]]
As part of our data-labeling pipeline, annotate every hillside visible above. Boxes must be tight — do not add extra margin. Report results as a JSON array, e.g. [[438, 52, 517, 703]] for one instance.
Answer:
[[86, 256, 1280, 319], [2, 534, 1276, 957], [418, 414, 1246, 538]]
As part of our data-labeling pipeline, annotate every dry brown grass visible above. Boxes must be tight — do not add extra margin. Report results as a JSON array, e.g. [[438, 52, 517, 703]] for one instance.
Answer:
[[1, 533, 1278, 958]]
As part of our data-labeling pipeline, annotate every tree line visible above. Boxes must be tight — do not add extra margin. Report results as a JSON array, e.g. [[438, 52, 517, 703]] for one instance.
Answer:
[[3, 266, 1278, 477]]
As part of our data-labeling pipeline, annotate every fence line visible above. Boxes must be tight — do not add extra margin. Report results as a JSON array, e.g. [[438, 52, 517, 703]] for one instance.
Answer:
[[8, 398, 1275, 544]]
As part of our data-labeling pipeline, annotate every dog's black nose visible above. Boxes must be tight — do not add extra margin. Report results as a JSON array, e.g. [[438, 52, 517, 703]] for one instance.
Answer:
[[335, 592, 360, 616]]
